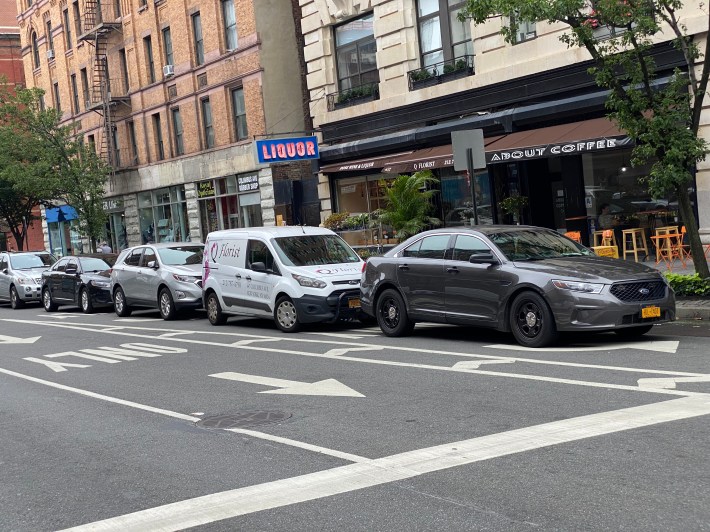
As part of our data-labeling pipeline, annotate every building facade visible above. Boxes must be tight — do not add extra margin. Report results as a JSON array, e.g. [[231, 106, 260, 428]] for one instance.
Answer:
[[299, 0, 709, 249], [16, 0, 317, 255]]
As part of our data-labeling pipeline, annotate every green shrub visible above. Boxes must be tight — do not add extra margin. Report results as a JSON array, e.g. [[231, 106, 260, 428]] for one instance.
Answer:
[[455, 58, 468, 70], [443, 64, 455, 74], [664, 273, 710, 296]]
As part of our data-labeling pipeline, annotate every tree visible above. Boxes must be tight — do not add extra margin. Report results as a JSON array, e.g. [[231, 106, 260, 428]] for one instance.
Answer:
[[375, 171, 442, 242], [460, 0, 710, 277], [0, 85, 110, 252]]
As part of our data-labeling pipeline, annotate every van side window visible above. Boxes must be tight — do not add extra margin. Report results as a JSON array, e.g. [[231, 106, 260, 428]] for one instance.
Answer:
[[246, 240, 279, 274]]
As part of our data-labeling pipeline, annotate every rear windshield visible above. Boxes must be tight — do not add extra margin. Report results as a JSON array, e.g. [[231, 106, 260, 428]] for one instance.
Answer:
[[273, 235, 360, 266], [157, 246, 204, 266], [10, 253, 55, 269]]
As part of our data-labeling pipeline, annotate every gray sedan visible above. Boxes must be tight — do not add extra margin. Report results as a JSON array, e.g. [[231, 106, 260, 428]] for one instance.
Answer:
[[360, 226, 675, 347]]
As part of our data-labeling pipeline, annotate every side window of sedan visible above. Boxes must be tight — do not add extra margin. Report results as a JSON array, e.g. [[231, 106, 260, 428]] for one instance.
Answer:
[[124, 249, 143, 266], [66, 259, 78, 272], [0, 255, 7, 271], [417, 235, 451, 259], [452, 235, 492, 262], [402, 240, 422, 258], [54, 258, 69, 272]]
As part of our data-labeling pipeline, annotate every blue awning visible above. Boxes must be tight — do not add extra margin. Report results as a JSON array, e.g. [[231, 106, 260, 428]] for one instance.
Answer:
[[45, 205, 78, 223]]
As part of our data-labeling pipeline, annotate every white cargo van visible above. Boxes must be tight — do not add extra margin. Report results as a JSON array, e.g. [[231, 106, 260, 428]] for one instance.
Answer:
[[202, 226, 366, 332]]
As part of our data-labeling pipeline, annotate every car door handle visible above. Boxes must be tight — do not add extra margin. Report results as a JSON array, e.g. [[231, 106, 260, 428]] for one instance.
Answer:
[[235, 274, 242, 279], [245, 276, 252, 281], [398, 264, 410, 271], [446, 267, 459, 274]]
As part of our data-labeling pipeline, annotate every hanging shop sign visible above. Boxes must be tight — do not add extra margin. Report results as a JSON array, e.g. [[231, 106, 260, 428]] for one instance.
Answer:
[[256, 136, 319, 164], [237, 174, 259, 192]]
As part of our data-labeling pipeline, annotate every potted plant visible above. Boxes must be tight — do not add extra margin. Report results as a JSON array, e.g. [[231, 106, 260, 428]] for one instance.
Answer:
[[410, 67, 439, 89], [333, 84, 378, 109], [441, 58, 472, 82], [499, 194, 529, 224], [322, 211, 350, 231]]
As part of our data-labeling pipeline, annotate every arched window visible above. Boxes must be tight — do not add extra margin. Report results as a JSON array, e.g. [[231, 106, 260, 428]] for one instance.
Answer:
[[32, 31, 40, 68]]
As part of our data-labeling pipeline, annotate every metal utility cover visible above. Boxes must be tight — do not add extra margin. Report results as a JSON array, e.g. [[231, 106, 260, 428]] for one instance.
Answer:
[[452, 129, 485, 171]]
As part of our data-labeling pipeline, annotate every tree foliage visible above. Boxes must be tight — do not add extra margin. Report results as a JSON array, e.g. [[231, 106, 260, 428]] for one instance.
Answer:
[[375, 171, 442, 242], [0, 84, 110, 252], [460, 0, 710, 277]]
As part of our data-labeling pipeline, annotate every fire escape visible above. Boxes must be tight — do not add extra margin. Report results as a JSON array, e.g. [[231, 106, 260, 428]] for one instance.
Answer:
[[78, 0, 129, 187]]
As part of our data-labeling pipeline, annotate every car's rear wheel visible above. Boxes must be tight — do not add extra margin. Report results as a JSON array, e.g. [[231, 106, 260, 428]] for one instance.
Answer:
[[274, 296, 301, 333], [10, 286, 24, 309], [206, 292, 227, 325], [614, 324, 654, 338], [80, 288, 94, 314], [509, 291, 558, 348], [42, 288, 57, 312], [113, 287, 132, 317], [376, 288, 414, 337], [159, 288, 176, 320]]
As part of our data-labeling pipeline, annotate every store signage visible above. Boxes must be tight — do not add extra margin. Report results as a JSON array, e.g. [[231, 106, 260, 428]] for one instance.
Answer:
[[197, 181, 215, 198], [487, 137, 631, 163], [237, 174, 259, 192], [256, 136, 319, 164], [102, 199, 123, 211]]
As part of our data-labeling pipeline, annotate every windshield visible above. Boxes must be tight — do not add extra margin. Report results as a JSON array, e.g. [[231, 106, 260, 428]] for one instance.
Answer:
[[10, 253, 55, 269], [157, 246, 204, 266], [79, 258, 111, 272], [489, 229, 595, 261], [273, 235, 361, 266]]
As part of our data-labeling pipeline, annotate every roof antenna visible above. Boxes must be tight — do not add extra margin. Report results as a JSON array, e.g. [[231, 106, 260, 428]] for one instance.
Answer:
[[301, 224, 306, 234]]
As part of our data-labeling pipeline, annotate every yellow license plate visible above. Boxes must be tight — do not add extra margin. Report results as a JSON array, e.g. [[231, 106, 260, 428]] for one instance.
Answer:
[[348, 298, 361, 309], [642, 306, 661, 318]]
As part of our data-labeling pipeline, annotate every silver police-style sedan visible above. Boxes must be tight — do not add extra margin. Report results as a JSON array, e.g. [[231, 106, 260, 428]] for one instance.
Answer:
[[360, 226, 675, 347]]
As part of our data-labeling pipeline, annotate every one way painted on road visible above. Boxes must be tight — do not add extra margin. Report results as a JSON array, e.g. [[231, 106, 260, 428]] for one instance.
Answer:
[[210, 371, 365, 397]]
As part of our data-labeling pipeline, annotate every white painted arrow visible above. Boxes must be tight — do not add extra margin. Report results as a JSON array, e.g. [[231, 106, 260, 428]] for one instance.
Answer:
[[325, 346, 384, 357], [0, 334, 41, 344], [453, 359, 515, 370], [638, 375, 710, 389], [210, 372, 365, 397], [485, 340, 679, 354]]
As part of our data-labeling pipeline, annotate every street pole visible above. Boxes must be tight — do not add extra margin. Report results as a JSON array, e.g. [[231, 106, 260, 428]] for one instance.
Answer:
[[467, 148, 479, 225]]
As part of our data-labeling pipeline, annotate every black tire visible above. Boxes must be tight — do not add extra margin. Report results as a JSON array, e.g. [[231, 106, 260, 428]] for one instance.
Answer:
[[614, 324, 654, 338], [10, 286, 24, 309], [376, 288, 414, 337], [80, 288, 94, 314], [274, 296, 301, 333], [206, 292, 227, 325], [158, 288, 176, 320], [113, 287, 132, 317], [509, 291, 558, 348], [42, 288, 58, 312]]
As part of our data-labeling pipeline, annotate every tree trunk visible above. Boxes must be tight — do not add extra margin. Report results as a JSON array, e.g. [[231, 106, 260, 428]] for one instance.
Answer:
[[676, 183, 710, 278], [9, 227, 25, 251]]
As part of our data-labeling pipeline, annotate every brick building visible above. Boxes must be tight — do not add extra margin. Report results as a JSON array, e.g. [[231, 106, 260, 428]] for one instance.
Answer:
[[16, 0, 317, 253]]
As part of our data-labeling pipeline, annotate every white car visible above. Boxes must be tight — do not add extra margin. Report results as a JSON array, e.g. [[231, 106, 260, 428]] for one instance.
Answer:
[[0, 251, 56, 308]]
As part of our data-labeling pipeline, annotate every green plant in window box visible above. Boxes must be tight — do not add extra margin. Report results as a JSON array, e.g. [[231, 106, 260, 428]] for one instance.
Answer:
[[412, 68, 434, 82], [455, 58, 468, 71]]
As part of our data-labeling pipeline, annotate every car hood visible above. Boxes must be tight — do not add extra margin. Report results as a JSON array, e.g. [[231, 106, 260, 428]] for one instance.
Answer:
[[512, 256, 663, 282], [293, 262, 364, 282], [19, 267, 50, 276], [165, 264, 202, 275]]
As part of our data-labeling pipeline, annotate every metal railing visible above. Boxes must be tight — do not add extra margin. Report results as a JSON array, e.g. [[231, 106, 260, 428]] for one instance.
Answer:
[[327, 82, 380, 112], [407, 55, 474, 91]]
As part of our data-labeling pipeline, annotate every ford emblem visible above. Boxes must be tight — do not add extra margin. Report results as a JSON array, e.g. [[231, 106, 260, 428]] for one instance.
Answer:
[[639, 288, 650, 295]]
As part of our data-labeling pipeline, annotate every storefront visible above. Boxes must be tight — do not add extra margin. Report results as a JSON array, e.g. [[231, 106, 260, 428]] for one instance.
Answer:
[[103, 198, 128, 252], [137, 186, 190, 244], [196, 173, 263, 241], [45, 205, 82, 256]]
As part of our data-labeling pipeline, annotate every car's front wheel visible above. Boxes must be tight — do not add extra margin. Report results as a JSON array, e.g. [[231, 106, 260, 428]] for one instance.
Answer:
[[113, 287, 132, 317], [614, 324, 654, 338], [80, 288, 94, 314], [274, 296, 301, 333], [376, 289, 414, 337], [206, 292, 227, 325], [43, 288, 57, 312], [509, 291, 558, 348], [10, 286, 24, 309], [158, 288, 176, 320]]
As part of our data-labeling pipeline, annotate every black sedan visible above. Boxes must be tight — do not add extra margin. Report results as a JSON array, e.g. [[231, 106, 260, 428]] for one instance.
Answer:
[[360, 226, 676, 347], [41, 256, 113, 313]]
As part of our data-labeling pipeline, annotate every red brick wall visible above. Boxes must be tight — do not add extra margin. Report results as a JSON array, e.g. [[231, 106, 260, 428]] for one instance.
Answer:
[[3, 206, 45, 251]]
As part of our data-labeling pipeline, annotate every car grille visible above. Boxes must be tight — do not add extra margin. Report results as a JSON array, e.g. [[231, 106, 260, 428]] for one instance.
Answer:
[[610, 280, 666, 302], [332, 279, 360, 286]]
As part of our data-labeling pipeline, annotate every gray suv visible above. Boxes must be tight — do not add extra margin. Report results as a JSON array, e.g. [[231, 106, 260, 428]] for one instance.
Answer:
[[109, 243, 204, 320], [0, 251, 57, 308]]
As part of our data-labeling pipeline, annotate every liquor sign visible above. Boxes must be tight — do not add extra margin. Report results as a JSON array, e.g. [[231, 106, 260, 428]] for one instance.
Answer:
[[256, 136, 319, 164]]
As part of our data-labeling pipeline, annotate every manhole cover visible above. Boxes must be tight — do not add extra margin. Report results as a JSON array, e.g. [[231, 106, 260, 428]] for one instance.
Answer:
[[195, 411, 292, 429]]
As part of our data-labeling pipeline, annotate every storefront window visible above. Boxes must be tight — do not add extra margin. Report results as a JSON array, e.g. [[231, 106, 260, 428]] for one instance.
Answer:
[[333, 174, 394, 247], [197, 174, 263, 241], [440, 168, 492, 226], [137, 186, 189, 244]]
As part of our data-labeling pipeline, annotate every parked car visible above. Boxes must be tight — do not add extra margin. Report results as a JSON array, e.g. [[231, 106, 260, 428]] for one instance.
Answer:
[[360, 225, 676, 347], [110, 242, 204, 320], [41, 255, 113, 313], [202, 226, 365, 332], [0, 251, 57, 308]]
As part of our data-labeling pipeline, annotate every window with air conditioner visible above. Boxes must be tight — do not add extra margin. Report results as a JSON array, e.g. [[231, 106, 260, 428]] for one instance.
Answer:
[[163, 64, 174, 77], [46, 49, 55, 60]]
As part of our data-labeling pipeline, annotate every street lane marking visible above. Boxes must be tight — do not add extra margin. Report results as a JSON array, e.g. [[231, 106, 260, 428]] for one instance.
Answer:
[[26, 344, 189, 372], [486, 340, 680, 354], [0, 367, 370, 463], [453, 359, 515, 369], [0, 334, 41, 344], [210, 372, 365, 397], [60, 395, 710, 531], [638, 375, 710, 389], [324, 346, 384, 357]]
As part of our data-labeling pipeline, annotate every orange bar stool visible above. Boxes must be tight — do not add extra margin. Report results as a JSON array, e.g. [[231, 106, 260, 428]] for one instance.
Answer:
[[564, 231, 582, 243], [621, 228, 649, 262]]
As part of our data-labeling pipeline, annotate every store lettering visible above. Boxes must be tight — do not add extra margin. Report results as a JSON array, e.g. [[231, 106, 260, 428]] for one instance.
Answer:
[[198, 181, 215, 198], [489, 139, 619, 162], [219, 244, 241, 258], [260, 140, 316, 161]]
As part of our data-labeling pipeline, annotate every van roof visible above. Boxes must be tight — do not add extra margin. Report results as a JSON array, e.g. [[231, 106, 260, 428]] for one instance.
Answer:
[[206, 226, 335, 239]]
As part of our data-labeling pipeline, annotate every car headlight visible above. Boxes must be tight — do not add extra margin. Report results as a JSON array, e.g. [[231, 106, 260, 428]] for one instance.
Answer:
[[292, 274, 327, 289], [552, 279, 604, 294], [90, 279, 111, 288], [16, 277, 34, 285], [172, 274, 198, 283]]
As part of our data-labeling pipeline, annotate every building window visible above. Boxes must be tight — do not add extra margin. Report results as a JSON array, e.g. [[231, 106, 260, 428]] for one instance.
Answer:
[[119, 48, 129, 91], [171, 107, 184, 156], [31, 32, 40, 68], [137, 186, 189, 243], [87, 134, 96, 152], [72, 2, 81, 39], [80, 68, 89, 108], [197, 175, 263, 240], [152, 113, 164, 160], [70, 74, 80, 113], [510, 13, 536, 43], [127, 120, 138, 165], [144, 36, 155, 84], [162, 27, 173, 66], [63, 8, 72, 50], [192, 12, 204, 65], [416, 0, 473, 68], [201, 98, 214, 149], [52, 82, 61, 113], [222, 0, 237, 50], [231, 87, 248, 140], [112, 127, 121, 167], [46, 20, 54, 54], [334, 13, 379, 92]]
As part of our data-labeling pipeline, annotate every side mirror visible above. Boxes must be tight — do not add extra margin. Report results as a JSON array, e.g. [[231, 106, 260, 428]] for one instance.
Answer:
[[1, 268, 7, 275], [65, 265, 78, 274], [250, 261, 267, 273], [469, 253, 499, 265], [147, 260, 159, 269]]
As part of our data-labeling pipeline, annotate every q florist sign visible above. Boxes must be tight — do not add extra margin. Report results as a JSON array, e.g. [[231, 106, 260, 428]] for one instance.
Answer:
[[256, 136, 319, 164]]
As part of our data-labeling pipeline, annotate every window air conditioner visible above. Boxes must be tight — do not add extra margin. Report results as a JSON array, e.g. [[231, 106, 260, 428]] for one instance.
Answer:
[[46, 49, 55, 60], [163, 64, 174, 77]]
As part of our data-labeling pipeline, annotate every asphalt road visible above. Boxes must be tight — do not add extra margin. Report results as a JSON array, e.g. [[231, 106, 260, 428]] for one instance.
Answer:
[[1, 302, 709, 531]]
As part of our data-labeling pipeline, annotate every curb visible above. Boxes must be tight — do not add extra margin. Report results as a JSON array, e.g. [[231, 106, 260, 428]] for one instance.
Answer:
[[676, 307, 710, 321]]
